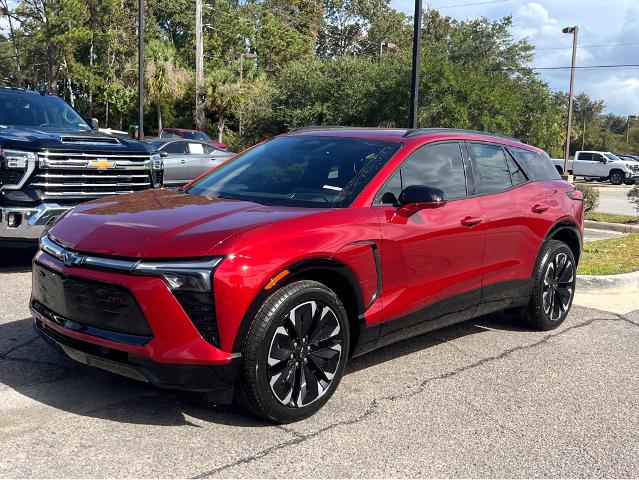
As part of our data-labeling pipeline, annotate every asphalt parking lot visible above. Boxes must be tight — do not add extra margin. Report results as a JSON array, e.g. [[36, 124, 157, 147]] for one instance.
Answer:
[[1, 249, 638, 478]]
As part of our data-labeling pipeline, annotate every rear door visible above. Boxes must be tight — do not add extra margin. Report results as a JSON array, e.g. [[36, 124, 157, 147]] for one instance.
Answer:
[[161, 141, 190, 186], [374, 141, 486, 346], [466, 142, 549, 315]]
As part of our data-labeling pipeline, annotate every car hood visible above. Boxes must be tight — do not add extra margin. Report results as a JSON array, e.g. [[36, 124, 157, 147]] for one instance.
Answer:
[[0, 127, 149, 153], [49, 189, 323, 258]]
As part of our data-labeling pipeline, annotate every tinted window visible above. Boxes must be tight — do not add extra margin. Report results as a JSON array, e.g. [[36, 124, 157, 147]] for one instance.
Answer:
[[375, 142, 467, 204], [578, 152, 593, 161], [468, 143, 511, 194], [505, 150, 527, 186], [508, 147, 561, 181], [187, 136, 401, 208], [162, 141, 187, 154], [183, 131, 211, 142]]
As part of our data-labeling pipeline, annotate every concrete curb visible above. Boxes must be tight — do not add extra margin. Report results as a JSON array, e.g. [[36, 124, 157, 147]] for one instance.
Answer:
[[577, 270, 639, 291], [584, 219, 639, 234]]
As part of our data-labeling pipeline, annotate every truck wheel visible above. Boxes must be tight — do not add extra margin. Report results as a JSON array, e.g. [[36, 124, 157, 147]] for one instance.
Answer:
[[609, 170, 624, 185]]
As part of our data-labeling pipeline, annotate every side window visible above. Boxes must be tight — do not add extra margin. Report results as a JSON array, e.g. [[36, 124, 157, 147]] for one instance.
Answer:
[[578, 152, 593, 161], [161, 141, 187, 154], [508, 147, 561, 180], [375, 142, 467, 204], [592, 153, 604, 162], [504, 150, 528, 186], [468, 143, 511, 195], [201, 144, 215, 155]]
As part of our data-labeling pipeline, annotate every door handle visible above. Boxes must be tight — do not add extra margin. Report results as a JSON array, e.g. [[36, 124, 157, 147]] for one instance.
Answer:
[[532, 203, 549, 213], [180, 159, 187, 164], [461, 216, 482, 227]]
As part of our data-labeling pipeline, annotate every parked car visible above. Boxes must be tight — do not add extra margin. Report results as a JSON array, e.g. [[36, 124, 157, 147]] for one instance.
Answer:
[[145, 138, 234, 187], [618, 155, 639, 184], [160, 128, 227, 150], [33, 127, 584, 423], [552, 151, 639, 185], [0, 87, 163, 248]]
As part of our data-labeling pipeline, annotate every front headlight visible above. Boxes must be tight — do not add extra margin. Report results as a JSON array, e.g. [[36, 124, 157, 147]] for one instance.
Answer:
[[1, 149, 36, 169], [151, 153, 163, 169], [132, 257, 223, 292]]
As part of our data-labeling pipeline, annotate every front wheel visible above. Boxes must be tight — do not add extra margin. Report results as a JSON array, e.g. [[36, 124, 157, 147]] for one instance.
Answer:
[[610, 170, 624, 185], [525, 240, 577, 330], [238, 280, 350, 423]]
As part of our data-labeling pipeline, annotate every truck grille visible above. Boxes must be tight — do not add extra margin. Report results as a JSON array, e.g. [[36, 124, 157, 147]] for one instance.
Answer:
[[32, 152, 153, 201], [633, 164, 639, 173]]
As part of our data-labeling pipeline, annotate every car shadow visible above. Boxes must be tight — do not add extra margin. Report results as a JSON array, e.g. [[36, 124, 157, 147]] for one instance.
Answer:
[[0, 312, 529, 428], [0, 246, 37, 273]]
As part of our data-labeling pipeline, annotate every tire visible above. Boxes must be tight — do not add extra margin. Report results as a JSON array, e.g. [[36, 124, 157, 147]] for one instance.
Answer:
[[609, 170, 624, 185], [237, 280, 350, 423], [524, 240, 577, 330]]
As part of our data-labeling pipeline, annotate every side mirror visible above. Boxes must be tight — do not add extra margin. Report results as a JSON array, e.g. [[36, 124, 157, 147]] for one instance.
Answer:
[[91, 118, 99, 129], [397, 185, 447, 216], [160, 151, 169, 158]]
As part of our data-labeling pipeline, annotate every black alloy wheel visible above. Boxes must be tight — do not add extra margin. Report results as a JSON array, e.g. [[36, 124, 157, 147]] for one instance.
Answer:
[[542, 251, 575, 322]]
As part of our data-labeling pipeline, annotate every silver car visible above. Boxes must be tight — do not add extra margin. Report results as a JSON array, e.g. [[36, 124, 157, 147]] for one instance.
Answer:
[[147, 139, 234, 187]]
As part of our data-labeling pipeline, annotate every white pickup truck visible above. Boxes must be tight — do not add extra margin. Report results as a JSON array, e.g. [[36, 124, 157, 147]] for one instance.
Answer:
[[552, 151, 639, 185]]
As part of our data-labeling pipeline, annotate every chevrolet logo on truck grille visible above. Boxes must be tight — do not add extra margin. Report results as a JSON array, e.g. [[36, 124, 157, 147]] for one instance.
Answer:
[[87, 159, 116, 169]]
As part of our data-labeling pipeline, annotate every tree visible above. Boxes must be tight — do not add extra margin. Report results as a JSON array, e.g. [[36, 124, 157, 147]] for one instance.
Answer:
[[203, 68, 243, 143], [145, 39, 190, 133]]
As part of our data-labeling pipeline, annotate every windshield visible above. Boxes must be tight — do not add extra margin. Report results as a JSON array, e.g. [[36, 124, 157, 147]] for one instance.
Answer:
[[605, 153, 622, 161], [183, 131, 211, 141], [186, 136, 401, 208], [0, 91, 91, 130]]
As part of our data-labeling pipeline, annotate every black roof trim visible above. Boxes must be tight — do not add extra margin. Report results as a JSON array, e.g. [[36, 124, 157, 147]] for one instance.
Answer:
[[404, 127, 520, 142]]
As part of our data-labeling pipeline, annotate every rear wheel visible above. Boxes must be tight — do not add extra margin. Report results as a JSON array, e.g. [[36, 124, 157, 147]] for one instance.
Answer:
[[526, 240, 576, 330], [238, 280, 349, 423]]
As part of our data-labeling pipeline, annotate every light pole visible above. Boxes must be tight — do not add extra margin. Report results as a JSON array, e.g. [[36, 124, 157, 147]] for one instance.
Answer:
[[562, 26, 578, 181], [409, 0, 423, 129], [138, 0, 145, 140], [626, 115, 637, 154], [195, 0, 204, 130], [238, 53, 257, 137]]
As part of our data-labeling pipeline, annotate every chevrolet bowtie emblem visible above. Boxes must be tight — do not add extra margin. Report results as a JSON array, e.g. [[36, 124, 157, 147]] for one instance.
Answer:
[[88, 159, 116, 169]]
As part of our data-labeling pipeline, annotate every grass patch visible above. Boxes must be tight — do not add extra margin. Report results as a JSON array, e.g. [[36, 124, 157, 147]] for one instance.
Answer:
[[586, 211, 639, 224], [577, 233, 639, 275]]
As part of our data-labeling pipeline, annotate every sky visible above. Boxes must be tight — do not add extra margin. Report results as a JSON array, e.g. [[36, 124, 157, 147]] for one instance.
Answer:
[[390, 0, 639, 117]]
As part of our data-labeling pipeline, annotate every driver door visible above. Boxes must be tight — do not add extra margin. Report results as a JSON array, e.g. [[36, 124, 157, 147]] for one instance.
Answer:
[[374, 141, 486, 346]]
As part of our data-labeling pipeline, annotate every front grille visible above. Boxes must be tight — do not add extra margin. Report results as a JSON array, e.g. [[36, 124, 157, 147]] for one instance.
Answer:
[[32, 151, 153, 200], [633, 164, 639, 173], [31, 263, 152, 341], [174, 292, 220, 347]]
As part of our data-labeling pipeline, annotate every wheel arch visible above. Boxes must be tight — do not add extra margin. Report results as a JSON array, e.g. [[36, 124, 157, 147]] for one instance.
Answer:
[[232, 257, 365, 354], [545, 220, 582, 265]]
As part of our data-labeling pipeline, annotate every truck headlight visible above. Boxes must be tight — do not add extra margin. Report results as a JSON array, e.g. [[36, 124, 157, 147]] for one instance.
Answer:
[[151, 153, 163, 169], [1, 149, 36, 169], [131, 257, 223, 292]]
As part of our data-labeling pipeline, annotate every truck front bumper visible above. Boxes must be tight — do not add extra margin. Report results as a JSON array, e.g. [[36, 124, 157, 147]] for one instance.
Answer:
[[0, 203, 70, 243]]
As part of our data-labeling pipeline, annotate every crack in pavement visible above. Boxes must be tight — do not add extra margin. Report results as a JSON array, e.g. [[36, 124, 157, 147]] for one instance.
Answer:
[[192, 316, 620, 478]]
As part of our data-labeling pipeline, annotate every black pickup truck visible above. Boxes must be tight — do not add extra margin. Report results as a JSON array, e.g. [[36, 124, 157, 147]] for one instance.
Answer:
[[0, 87, 163, 248]]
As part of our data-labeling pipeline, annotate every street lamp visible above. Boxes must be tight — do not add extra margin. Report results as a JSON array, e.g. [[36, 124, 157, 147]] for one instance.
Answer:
[[562, 25, 579, 182], [138, 0, 145, 140], [238, 53, 257, 137], [409, 0, 423, 129], [626, 115, 637, 154]]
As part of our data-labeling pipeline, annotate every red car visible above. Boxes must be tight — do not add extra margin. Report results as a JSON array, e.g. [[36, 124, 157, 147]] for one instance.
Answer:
[[32, 127, 584, 423], [160, 128, 227, 150]]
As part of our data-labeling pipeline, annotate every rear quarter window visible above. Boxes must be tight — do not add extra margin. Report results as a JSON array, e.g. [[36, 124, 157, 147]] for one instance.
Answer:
[[507, 147, 561, 181]]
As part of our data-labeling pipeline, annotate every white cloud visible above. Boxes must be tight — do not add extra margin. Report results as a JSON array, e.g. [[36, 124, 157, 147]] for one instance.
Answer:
[[390, 0, 639, 116]]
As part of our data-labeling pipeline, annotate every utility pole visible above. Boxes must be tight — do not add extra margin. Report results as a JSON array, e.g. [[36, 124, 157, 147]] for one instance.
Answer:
[[195, 0, 205, 130], [238, 52, 257, 137], [626, 115, 637, 154], [562, 25, 578, 181], [138, 0, 145, 140], [409, 0, 423, 129]]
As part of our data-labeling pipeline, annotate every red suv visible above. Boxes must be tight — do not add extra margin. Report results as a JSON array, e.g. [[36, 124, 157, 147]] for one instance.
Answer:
[[32, 128, 584, 423]]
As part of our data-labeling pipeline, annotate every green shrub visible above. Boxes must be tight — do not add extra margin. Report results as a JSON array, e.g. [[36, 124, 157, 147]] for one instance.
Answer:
[[576, 184, 600, 213], [629, 185, 639, 213]]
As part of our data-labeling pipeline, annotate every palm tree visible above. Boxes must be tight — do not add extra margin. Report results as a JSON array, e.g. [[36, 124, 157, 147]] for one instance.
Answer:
[[145, 40, 190, 134], [204, 69, 243, 143]]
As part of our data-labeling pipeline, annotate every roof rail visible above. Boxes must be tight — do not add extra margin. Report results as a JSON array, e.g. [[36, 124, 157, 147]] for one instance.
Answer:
[[288, 126, 377, 134], [404, 127, 520, 142]]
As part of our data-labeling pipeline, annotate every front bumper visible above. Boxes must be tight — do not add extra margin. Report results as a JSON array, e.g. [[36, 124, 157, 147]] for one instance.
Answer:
[[31, 250, 241, 400], [0, 203, 69, 242], [36, 319, 240, 401]]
